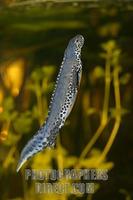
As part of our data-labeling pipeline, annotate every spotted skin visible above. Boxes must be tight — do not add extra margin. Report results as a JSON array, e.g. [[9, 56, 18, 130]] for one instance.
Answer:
[[16, 35, 84, 172]]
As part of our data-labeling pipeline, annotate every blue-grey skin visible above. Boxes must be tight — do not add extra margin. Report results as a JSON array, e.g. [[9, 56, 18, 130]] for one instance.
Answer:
[[16, 35, 84, 172]]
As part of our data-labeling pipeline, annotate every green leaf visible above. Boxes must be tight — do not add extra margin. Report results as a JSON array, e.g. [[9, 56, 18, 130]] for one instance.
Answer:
[[101, 40, 116, 52], [63, 156, 78, 168], [13, 111, 33, 134], [79, 148, 114, 169], [42, 65, 56, 78], [110, 107, 130, 118], [89, 66, 104, 84], [120, 73, 131, 85], [31, 68, 44, 82], [32, 149, 55, 169], [3, 96, 15, 112]]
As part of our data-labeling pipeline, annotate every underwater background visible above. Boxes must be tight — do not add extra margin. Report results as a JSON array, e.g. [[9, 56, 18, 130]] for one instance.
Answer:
[[0, 1, 133, 200]]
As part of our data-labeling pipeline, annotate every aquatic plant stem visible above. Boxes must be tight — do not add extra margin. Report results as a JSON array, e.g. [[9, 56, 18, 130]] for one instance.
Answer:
[[79, 50, 111, 159], [56, 136, 67, 200], [97, 61, 121, 163]]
